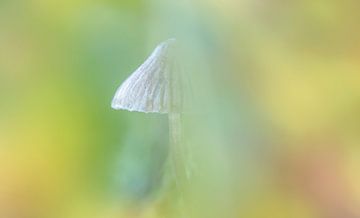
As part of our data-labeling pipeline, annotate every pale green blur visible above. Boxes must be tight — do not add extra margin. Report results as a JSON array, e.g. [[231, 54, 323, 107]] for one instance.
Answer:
[[1, 0, 360, 218]]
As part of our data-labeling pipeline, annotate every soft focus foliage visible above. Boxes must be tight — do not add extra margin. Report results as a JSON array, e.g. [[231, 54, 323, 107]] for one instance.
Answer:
[[0, 0, 359, 217]]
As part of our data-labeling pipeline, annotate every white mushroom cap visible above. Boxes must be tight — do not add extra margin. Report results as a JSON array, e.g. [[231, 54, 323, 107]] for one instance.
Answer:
[[111, 38, 183, 113]]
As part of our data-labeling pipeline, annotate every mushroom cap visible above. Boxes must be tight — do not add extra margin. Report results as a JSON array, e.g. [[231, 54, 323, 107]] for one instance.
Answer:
[[111, 38, 183, 113]]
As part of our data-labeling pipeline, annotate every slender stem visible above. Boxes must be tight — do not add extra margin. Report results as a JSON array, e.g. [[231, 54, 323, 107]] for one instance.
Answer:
[[168, 112, 183, 184], [168, 112, 193, 183], [168, 112, 191, 218]]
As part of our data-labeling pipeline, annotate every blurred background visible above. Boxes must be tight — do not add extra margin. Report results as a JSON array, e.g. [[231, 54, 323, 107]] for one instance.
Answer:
[[0, 0, 360, 217]]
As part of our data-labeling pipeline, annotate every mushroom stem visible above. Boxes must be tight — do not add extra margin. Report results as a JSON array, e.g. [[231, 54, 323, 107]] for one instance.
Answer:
[[168, 112, 192, 218], [168, 112, 183, 184]]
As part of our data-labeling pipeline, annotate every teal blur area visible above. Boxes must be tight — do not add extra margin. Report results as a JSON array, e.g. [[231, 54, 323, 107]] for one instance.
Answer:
[[1, 0, 360, 217]]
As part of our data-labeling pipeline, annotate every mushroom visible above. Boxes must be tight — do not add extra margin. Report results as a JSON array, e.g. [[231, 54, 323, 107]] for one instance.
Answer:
[[111, 38, 188, 185]]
